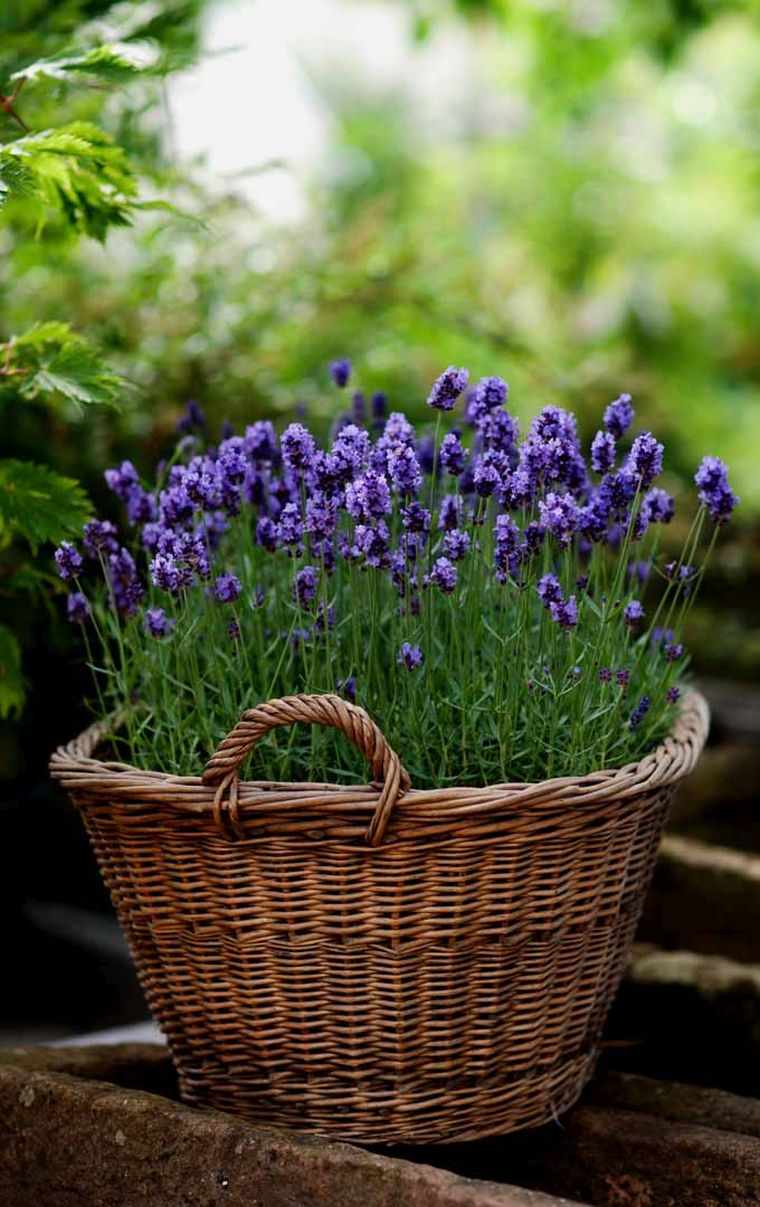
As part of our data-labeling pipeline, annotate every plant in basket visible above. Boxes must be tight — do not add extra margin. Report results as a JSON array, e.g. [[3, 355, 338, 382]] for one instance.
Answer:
[[50, 361, 733, 1143]]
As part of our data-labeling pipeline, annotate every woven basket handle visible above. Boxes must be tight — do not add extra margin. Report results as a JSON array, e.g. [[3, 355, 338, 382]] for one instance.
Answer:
[[202, 693, 411, 846]]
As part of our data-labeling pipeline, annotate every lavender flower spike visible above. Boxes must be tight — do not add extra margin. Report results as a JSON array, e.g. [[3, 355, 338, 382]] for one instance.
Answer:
[[66, 591, 90, 624], [213, 573, 242, 604], [623, 600, 645, 626], [330, 358, 352, 388], [427, 366, 469, 412], [144, 607, 174, 638], [430, 557, 458, 594], [694, 456, 739, 523], [626, 432, 664, 489], [591, 430, 615, 474], [629, 696, 651, 730], [603, 393, 634, 440], [281, 423, 316, 473], [54, 541, 83, 582], [549, 595, 579, 629], [537, 573, 563, 608], [397, 642, 424, 671], [294, 565, 319, 609]]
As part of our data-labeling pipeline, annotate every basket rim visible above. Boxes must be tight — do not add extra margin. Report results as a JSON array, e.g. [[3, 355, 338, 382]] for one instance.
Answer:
[[49, 689, 709, 825]]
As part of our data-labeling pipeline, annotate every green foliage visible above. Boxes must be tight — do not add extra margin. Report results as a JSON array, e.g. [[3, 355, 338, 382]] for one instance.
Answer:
[[2, 322, 124, 408], [0, 0, 207, 721], [10, 44, 152, 86], [0, 623, 24, 719], [0, 122, 139, 239], [0, 459, 90, 550]]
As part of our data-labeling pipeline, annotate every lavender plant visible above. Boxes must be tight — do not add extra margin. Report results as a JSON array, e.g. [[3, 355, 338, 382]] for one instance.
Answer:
[[55, 366, 738, 789]]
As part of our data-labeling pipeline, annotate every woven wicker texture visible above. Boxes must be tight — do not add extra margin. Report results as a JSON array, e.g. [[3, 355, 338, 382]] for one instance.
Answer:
[[50, 690, 709, 1143]]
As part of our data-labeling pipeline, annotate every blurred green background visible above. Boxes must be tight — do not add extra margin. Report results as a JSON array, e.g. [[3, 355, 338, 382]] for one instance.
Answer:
[[1, 0, 759, 1040]]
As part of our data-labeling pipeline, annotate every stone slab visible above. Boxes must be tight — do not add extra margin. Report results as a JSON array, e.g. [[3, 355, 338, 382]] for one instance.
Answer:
[[0, 1048, 580, 1207]]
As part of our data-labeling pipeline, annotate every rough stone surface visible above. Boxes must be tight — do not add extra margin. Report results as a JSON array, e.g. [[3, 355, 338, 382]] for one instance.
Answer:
[[6, 1045, 760, 1206], [640, 834, 760, 963], [529, 1105, 760, 1207], [0, 1050, 580, 1207], [610, 944, 760, 1098], [585, 1070, 760, 1140]]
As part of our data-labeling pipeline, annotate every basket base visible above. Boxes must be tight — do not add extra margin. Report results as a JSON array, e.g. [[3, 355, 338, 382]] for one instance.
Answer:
[[176, 1049, 598, 1145]]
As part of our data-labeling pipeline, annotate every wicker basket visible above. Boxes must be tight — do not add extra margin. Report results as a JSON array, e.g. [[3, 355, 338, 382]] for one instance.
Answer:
[[50, 689, 708, 1144]]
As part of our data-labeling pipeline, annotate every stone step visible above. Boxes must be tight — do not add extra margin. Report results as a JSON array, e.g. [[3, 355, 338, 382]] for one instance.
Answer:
[[4, 1044, 760, 1206]]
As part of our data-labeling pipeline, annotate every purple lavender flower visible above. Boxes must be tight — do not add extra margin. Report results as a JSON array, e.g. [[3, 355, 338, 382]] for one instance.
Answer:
[[473, 457, 501, 498], [256, 516, 278, 552], [330, 358, 352, 388], [598, 667, 613, 683], [494, 514, 520, 580], [478, 408, 520, 458], [603, 393, 634, 440], [82, 519, 119, 558], [549, 595, 578, 629], [185, 458, 222, 510], [397, 642, 424, 671], [337, 675, 357, 702], [626, 432, 664, 489], [382, 411, 415, 448], [306, 492, 338, 540], [54, 541, 83, 582], [537, 574, 563, 607], [150, 553, 183, 594], [294, 565, 319, 609], [591, 430, 615, 474], [629, 696, 651, 730], [539, 491, 580, 548], [627, 560, 651, 585], [623, 600, 645, 626], [125, 485, 156, 525], [651, 627, 674, 648], [643, 488, 675, 524], [401, 501, 431, 533], [471, 375, 507, 415], [176, 399, 206, 435], [281, 423, 316, 473], [694, 455, 739, 523], [144, 607, 174, 638], [277, 502, 303, 549], [244, 420, 278, 462], [109, 548, 144, 615], [66, 591, 90, 624], [438, 495, 462, 530], [351, 391, 366, 426], [372, 392, 387, 420], [598, 469, 637, 521], [443, 529, 471, 561], [213, 573, 241, 604], [218, 439, 248, 484], [355, 521, 391, 568], [158, 482, 193, 527], [666, 686, 681, 704], [104, 460, 139, 502], [430, 556, 457, 594], [227, 620, 241, 641], [439, 431, 468, 476], [332, 424, 370, 480], [415, 434, 438, 478], [616, 669, 631, 689], [345, 470, 391, 521], [427, 366, 469, 412], [388, 444, 422, 497], [664, 642, 684, 663]]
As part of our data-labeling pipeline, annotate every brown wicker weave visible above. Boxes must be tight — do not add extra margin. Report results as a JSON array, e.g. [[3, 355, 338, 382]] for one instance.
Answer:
[[50, 689, 708, 1144]]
